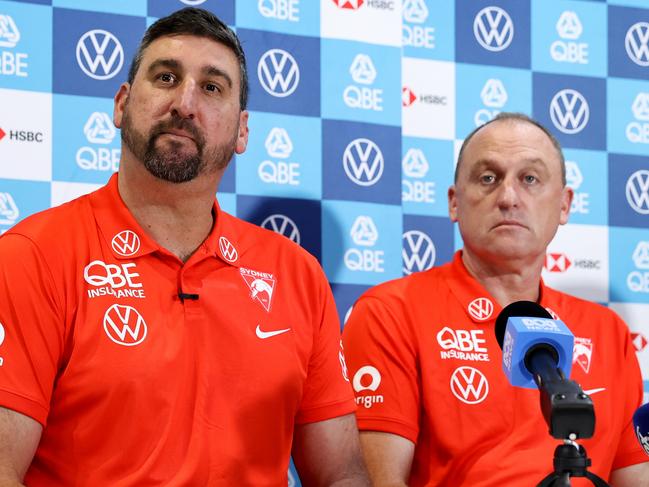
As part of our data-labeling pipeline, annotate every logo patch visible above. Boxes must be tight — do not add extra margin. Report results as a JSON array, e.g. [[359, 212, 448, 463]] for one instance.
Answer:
[[240, 267, 276, 312], [352, 365, 384, 408], [573, 336, 593, 374], [545, 253, 572, 272], [103, 304, 147, 346], [450, 366, 489, 404], [218, 236, 238, 263], [467, 297, 493, 321], [111, 230, 141, 257]]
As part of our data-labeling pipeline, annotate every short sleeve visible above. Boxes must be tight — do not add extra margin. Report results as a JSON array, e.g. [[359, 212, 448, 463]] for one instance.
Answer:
[[295, 264, 356, 424], [342, 292, 420, 443], [0, 233, 65, 426]]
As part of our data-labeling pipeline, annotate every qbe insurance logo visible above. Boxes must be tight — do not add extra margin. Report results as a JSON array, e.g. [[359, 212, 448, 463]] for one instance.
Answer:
[[237, 0, 319, 37], [322, 201, 401, 285], [236, 112, 321, 199], [607, 78, 649, 155], [344, 54, 382, 112], [611, 228, 649, 303], [257, 0, 300, 22], [551, 12, 588, 65], [77, 112, 120, 172], [561, 150, 607, 226], [627, 92, 649, 146], [321, 0, 401, 47], [402, 148, 434, 206], [402, 0, 433, 49], [0, 192, 19, 230], [475, 78, 507, 127], [628, 241, 649, 296], [0, 14, 26, 78]]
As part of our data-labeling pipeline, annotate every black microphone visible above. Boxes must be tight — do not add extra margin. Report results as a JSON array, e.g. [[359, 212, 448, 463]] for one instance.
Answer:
[[495, 301, 594, 440], [633, 402, 649, 455], [178, 292, 199, 302]]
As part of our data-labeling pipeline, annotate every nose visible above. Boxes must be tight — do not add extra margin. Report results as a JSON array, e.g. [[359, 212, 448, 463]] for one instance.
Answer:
[[170, 78, 197, 120], [496, 177, 519, 209]]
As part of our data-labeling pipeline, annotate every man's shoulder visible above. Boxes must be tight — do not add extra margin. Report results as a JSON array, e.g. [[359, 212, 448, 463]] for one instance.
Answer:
[[545, 286, 623, 328], [361, 262, 448, 303]]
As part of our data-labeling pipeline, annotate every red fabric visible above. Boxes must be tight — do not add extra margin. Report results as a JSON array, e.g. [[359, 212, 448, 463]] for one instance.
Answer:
[[0, 173, 355, 486], [343, 251, 646, 486]]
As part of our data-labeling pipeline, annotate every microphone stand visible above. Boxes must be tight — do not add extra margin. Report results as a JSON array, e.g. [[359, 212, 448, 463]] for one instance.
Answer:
[[537, 438, 609, 487]]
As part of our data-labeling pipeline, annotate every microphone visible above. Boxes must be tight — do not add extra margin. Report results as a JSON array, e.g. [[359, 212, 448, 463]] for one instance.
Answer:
[[633, 403, 649, 455], [178, 292, 199, 302], [495, 301, 594, 440]]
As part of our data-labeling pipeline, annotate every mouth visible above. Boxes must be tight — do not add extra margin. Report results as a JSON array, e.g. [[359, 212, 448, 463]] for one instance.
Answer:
[[492, 220, 527, 230], [159, 129, 195, 142]]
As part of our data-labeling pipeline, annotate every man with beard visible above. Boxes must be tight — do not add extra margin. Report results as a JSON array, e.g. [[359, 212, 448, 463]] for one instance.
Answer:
[[0, 8, 369, 487]]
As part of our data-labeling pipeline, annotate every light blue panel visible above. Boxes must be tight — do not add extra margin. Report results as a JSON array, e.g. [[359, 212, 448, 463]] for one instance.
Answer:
[[0, 0, 52, 92], [236, 0, 318, 37], [401, 137, 454, 217], [0, 179, 50, 233], [610, 226, 649, 304], [52, 94, 120, 185], [236, 111, 321, 200], [217, 192, 236, 216], [455, 63, 532, 140], [563, 149, 607, 226], [321, 39, 401, 126], [322, 200, 402, 285], [531, 0, 607, 77], [608, 0, 649, 7], [607, 77, 649, 157], [53, 0, 147, 16], [402, 0, 454, 61]]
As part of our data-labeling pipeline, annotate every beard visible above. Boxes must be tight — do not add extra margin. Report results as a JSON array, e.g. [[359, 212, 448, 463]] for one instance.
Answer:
[[120, 102, 238, 183]]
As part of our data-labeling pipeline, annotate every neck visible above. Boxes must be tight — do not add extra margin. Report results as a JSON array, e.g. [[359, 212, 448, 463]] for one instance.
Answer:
[[117, 157, 221, 262], [461, 248, 545, 308]]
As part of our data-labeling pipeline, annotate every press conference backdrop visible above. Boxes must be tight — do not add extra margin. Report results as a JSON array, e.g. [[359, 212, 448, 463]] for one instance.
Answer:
[[1, 0, 649, 480]]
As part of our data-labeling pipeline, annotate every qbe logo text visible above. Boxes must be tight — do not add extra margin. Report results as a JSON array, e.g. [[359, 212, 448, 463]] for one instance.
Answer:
[[0, 14, 28, 78], [345, 215, 384, 272], [258, 127, 300, 186]]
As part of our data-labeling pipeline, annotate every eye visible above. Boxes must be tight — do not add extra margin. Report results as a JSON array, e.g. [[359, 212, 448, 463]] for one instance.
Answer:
[[157, 72, 176, 84], [523, 174, 538, 184], [480, 173, 496, 184], [205, 83, 221, 94]]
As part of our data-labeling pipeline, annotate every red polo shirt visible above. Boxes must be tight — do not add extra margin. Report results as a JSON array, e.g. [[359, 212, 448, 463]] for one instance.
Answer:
[[0, 173, 355, 486]]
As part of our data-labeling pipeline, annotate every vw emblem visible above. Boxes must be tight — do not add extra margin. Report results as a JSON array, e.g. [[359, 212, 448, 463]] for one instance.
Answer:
[[258, 48, 300, 97], [260, 214, 301, 244], [549, 89, 589, 134], [626, 170, 649, 215], [625, 22, 649, 67], [450, 366, 489, 405], [402, 230, 435, 275], [76, 29, 124, 80], [473, 6, 514, 52], [343, 138, 384, 186]]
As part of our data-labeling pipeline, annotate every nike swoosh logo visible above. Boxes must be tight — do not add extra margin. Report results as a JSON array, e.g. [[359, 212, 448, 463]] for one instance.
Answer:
[[255, 325, 291, 339], [583, 387, 606, 396]]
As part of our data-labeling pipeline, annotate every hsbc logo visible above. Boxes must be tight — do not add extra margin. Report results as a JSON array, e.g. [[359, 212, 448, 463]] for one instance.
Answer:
[[401, 86, 446, 107], [402, 230, 435, 275], [450, 366, 489, 404], [402, 148, 429, 178], [350, 54, 376, 84], [258, 48, 300, 98], [545, 253, 571, 273], [632, 332, 648, 353], [103, 304, 147, 346], [350, 215, 378, 246], [625, 22, 649, 67], [0, 192, 19, 226], [76, 29, 124, 80], [437, 327, 489, 362], [332, 0, 364, 8], [467, 297, 493, 321], [481, 79, 507, 108], [402, 87, 417, 107], [111, 230, 140, 257], [219, 236, 238, 263], [626, 170, 649, 214], [353, 365, 384, 409], [473, 6, 514, 52], [0, 14, 20, 48], [260, 214, 301, 244], [265, 127, 293, 159], [403, 0, 428, 24], [565, 161, 583, 190], [556, 11, 582, 40], [84, 112, 116, 144], [632, 242, 649, 270], [343, 138, 384, 186], [550, 89, 589, 134]]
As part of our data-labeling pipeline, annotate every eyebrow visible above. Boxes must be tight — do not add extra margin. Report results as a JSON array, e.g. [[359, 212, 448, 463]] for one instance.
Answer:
[[146, 58, 233, 88]]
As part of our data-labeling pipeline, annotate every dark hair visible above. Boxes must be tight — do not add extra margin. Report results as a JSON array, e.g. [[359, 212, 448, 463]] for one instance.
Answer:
[[127, 7, 248, 110], [455, 112, 566, 186]]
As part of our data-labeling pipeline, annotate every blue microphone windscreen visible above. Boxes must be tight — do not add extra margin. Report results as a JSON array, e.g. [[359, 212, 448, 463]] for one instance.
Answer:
[[633, 403, 649, 455]]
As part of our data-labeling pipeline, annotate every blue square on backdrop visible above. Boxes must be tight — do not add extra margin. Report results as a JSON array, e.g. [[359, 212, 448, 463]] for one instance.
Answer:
[[0, 179, 51, 233], [401, 137, 454, 218], [531, 0, 607, 78], [455, 0, 530, 69], [608, 153, 649, 228], [216, 191, 235, 216], [52, 8, 144, 98], [322, 120, 401, 205], [608, 0, 649, 7], [236, 0, 318, 37], [563, 149, 608, 226], [402, 215, 454, 276], [532, 72, 606, 150], [53, 0, 146, 16], [402, 0, 454, 61], [455, 63, 532, 140], [238, 29, 320, 117], [609, 227, 649, 304], [220, 156, 236, 193], [0, 0, 52, 92], [52, 94, 120, 185], [322, 200, 402, 286], [321, 39, 401, 127], [607, 77, 649, 157], [147, 0, 234, 24], [608, 6, 649, 80], [236, 195, 321, 262], [332, 283, 371, 330], [235, 111, 321, 200]]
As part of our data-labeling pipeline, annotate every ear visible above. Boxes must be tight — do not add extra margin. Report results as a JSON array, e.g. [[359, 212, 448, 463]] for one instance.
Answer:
[[448, 185, 459, 222], [559, 185, 574, 225], [113, 83, 130, 129], [234, 110, 249, 155]]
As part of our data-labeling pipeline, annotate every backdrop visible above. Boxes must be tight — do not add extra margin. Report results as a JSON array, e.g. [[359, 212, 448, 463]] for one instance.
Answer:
[[1, 0, 649, 483]]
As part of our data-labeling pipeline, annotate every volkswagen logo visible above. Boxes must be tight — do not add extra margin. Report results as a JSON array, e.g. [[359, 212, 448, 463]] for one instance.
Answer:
[[473, 6, 514, 52], [626, 170, 649, 215], [402, 230, 435, 275], [258, 48, 300, 97], [76, 29, 124, 80], [343, 138, 384, 186], [550, 89, 589, 134], [625, 22, 649, 67], [260, 214, 301, 244]]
